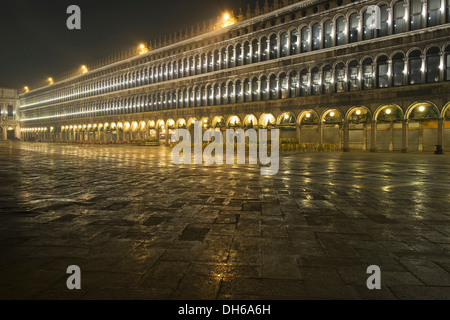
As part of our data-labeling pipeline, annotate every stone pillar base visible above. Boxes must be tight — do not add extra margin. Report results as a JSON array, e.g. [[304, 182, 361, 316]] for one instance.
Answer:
[[435, 145, 444, 155], [370, 148, 377, 153]]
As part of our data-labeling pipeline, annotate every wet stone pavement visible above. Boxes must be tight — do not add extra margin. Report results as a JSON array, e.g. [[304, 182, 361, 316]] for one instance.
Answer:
[[1, 141, 450, 300]]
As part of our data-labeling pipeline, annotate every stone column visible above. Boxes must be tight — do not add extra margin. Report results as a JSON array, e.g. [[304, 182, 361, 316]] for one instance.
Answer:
[[363, 123, 367, 151], [2, 127, 7, 141], [418, 122, 424, 152], [343, 121, 350, 152], [402, 120, 409, 153], [437, 118, 444, 154], [389, 121, 394, 151], [318, 123, 323, 145], [370, 121, 377, 152], [296, 125, 301, 144]]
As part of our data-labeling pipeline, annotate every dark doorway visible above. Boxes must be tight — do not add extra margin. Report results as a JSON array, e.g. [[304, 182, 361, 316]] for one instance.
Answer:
[[7, 129, 15, 140]]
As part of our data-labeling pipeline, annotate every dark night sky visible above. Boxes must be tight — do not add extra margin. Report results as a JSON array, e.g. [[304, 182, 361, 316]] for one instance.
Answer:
[[0, 0, 262, 89]]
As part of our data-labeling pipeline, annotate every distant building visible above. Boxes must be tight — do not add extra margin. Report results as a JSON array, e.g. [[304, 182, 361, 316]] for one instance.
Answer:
[[0, 88, 20, 140], [18, 0, 450, 152]]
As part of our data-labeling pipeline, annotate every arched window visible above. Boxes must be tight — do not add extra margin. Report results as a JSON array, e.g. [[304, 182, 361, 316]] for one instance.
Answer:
[[362, 58, 374, 90], [290, 29, 298, 54], [446, 45, 450, 81], [244, 79, 251, 102], [269, 75, 278, 100], [363, 10, 375, 40], [244, 42, 251, 64], [227, 82, 234, 104], [260, 37, 268, 61], [280, 33, 289, 57], [221, 83, 227, 104], [322, 65, 333, 94], [335, 63, 346, 93], [201, 53, 207, 73], [394, 1, 406, 34], [289, 71, 299, 97], [235, 81, 242, 102], [301, 27, 310, 52], [323, 20, 333, 48], [447, 0, 450, 22], [311, 67, 320, 95], [378, 5, 389, 37], [227, 46, 234, 67], [392, 53, 405, 86], [251, 40, 259, 63], [349, 13, 359, 43], [221, 48, 227, 69], [410, 0, 423, 31], [251, 77, 259, 101], [280, 73, 288, 99], [348, 61, 359, 91], [428, 0, 441, 27], [7, 105, 13, 117], [426, 47, 441, 83], [260, 76, 268, 100], [270, 34, 278, 59], [300, 69, 309, 96], [312, 23, 321, 51], [236, 44, 243, 66], [377, 56, 389, 88], [409, 50, 422, 85], [336, 17, 346, 46], [214, 84, 220, 105]]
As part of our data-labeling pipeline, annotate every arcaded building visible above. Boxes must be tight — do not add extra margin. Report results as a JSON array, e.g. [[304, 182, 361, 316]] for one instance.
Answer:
[[18, 0, 450, 152]]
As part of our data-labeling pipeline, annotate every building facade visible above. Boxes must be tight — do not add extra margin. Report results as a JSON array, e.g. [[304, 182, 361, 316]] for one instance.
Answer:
[[0, 88, 20, 141], [19, 0, 450, 152]]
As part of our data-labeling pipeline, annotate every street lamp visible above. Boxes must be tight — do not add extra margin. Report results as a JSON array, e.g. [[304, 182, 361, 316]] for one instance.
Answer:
[[138, 43, 149, 55]]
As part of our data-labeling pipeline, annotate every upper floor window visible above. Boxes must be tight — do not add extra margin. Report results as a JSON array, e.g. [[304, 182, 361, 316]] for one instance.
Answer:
[[323, 20, 333, 48], [377, 56, 389, 88], [301, 27, 310, 53], [363, 10, 375, 40], [378, 5, 389, 37], [410, 0, 423, 31], [428, 0, 441, 27], [7, 105, 14, 117], [362, 58, 374, 90], [446, 45, 450, 81], [336, 17, 346, 46], [426, 47, 441, 83], [290, 30, 299, 54], [392, 53, 406, 87], [312, 24, 321, 51], [409, 50, 423, 85], [447, 0, 450, 22], [348, 61, 359, 91], [349, 14, 359, 43]]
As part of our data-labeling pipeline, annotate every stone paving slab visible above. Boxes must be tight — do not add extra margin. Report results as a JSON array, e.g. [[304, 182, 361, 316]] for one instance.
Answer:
[[1, 142, 450, 300]]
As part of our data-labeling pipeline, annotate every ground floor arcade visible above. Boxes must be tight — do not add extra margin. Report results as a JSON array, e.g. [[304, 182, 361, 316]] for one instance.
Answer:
[[22, 99, 450, 153]]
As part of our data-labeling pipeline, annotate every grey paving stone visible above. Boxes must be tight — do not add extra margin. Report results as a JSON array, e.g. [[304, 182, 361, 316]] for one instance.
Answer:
[[1, 142, 450, 300]]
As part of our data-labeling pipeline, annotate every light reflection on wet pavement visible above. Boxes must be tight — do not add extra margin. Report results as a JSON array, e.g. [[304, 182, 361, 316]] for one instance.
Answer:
[[1, 141, 450, 300]]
